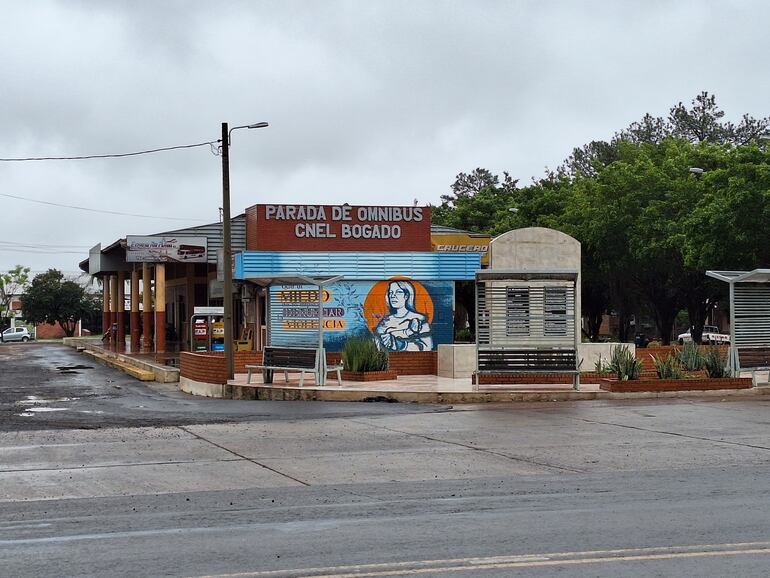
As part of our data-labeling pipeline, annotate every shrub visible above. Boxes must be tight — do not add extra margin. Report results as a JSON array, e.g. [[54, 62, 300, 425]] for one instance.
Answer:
[[454, 327, 473, 342], [341, 335, 389, 372], [594, 353, 611, 375], [677, 341, 705, 371], [704, 346, 728, 378], [651, 353, 684, 379], [607, 344, 643, 380]]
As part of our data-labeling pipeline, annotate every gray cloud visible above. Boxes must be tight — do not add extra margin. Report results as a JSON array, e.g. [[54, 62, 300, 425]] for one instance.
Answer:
[[1, 0, 769, 272]]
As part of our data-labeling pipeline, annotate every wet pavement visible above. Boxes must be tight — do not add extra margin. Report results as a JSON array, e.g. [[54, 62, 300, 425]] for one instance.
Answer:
[[3, 343, 770, 577], [0, 343, 445, 431]]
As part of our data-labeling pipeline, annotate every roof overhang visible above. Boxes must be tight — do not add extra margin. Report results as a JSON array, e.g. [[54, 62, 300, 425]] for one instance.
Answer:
[[707, 269, 770, 284], [476, 268, 579, 282], [244, 274, 344, 287]]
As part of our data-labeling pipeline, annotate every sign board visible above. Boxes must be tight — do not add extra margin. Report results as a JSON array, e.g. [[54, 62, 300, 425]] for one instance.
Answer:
[[246, 204, 431, 252], [194, 306, 224, 315], [431, 232, 491, 266], [126, 236, 208, 263]]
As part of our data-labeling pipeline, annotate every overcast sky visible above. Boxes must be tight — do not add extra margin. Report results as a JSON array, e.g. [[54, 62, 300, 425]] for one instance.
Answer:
[[2, 0, 768, 275]]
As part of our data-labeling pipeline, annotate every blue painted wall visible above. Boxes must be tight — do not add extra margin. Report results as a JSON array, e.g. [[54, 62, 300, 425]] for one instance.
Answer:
[[269, 279, 454, 352]]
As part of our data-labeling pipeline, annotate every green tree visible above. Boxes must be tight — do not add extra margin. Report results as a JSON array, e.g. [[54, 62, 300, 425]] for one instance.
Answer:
[[0, 265, 30, 329], [21, 270, 97, 337]]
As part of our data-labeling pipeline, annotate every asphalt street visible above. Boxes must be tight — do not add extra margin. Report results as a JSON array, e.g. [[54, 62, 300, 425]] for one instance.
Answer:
[[1, 343, 769, 577]]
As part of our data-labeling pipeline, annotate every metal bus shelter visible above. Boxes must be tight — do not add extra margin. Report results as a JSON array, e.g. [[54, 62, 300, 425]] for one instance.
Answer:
[[475, 269, 580, 390], [242, 274, 343, 386], [707, 269, 770, 379]]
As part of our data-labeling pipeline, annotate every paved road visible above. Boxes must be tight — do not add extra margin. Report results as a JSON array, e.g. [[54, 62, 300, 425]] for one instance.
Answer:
[[0, 343, 439, 431], [1, 343, 770, 577]]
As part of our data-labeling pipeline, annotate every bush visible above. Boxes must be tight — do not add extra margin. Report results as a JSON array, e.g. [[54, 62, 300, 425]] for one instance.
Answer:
[[594, 354, 611, 375], [676, 341, 705, 371], [651, 353, 684, 379], [454, 327, 473, 342], [608, 344, 643, 380], [341, 335, 389, 372], [704, 346, 728, 378]]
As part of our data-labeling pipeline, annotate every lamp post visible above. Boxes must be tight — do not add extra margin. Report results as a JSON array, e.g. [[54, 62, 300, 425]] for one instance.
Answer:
[[221, 121, 268, 380]]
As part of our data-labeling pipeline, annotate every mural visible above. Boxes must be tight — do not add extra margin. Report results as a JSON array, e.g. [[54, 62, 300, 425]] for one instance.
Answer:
[[367, 279, 433, 351], [269, 278, 453, 351]]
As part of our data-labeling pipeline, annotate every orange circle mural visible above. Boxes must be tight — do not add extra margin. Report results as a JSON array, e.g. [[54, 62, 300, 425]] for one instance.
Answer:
[[363, 277, 434, 333]]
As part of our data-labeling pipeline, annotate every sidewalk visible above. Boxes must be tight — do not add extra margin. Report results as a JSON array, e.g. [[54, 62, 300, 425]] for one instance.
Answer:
[[225, 372, 767, 403]]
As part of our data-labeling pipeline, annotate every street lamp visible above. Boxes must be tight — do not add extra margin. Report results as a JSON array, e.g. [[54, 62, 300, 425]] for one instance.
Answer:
[[221, 121, 269, 380], [689, 167, 705, 174]]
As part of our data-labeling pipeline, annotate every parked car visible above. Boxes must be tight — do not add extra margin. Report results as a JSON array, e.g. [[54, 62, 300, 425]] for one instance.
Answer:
[[1, 327, 32, 342], [677, 325, 730, 345]]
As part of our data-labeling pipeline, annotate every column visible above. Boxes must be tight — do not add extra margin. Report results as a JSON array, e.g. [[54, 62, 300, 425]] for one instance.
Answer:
[[116, 272, 125, 350], [130, 269, 140, 353], [109, 275, 118, 350], [155, 263, 166, 353], [102, 276, 110, 345], [142, 263, 153, 352]]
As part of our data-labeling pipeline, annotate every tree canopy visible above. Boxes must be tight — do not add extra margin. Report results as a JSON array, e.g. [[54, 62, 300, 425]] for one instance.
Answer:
[[432, 93, 770, 344], [21, 270, 100, 337], [0, 265, 30, 328]]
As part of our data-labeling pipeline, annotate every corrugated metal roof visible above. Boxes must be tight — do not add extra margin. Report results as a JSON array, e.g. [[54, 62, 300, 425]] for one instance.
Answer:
[[153, 215, 246, 264], [430, 224, 488, 237], [236, 251, 480, 281]]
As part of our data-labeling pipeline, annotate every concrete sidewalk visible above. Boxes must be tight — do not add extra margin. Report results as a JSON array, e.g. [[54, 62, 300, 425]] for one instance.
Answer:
[[224, 372, 770, 403]]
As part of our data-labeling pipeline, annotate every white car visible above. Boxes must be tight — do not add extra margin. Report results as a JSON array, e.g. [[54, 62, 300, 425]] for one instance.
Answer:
[[678, 325, 730, 345], [1, 327, 32, 342]]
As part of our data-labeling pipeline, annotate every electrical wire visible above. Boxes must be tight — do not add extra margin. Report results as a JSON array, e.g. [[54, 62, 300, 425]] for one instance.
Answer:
[[0, 192, 208, 221], [0, 140, 221, 162]]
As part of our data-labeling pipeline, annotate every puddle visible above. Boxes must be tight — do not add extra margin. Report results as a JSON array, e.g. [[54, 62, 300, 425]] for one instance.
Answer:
[[16, 407, 69, 416], [18, 397, 78, 406], [25, 407, 69, 413]]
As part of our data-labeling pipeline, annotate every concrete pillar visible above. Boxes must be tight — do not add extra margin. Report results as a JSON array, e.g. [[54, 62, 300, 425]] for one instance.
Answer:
[[116, 272, 125, 350], [155, 263, 166, 353], [102, 277, 110, 343], [130, 270, 140, 353], [109, 275, 118, 350], [142, 263, 153, 353]]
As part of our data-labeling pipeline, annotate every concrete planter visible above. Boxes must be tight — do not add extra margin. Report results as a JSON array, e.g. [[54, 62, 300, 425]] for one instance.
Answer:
[[341, 370, 398, 382], [599, 377, 752, 393]]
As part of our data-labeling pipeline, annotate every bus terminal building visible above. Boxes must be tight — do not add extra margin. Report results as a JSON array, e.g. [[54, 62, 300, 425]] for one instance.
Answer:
[[80, 203, 485, 387]]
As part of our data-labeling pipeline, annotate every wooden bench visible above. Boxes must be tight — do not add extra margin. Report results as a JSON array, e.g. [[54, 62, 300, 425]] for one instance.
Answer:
[[476, 347, 580, 390], [245, 346, 342, 387], [737, 346, 770, 386]]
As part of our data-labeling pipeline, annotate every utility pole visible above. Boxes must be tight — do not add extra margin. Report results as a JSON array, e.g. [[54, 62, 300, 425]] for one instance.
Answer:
[[221, 122, 234, 380]]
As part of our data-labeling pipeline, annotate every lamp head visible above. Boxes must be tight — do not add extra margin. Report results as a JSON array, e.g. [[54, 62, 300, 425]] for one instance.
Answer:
[[247, 122, 269, 129]]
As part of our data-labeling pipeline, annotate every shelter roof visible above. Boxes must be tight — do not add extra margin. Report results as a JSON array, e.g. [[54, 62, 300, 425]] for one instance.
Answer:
[[476, 268, 579, 281], [707, 269, 770, 284]]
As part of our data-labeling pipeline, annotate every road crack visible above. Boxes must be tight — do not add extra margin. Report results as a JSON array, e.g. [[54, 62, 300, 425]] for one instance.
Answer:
[[347, 419, 584, 473], [577, 418, 770, 451], [176, 426, 311, 486]]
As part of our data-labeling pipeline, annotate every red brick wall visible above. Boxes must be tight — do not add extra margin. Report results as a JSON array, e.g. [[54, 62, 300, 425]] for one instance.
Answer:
[[327, 351, 437, 375], [35, 321, 83, 339], [180, 351, 264, 384], [389, 351, 437, 375], [181, 349, 438, 385]]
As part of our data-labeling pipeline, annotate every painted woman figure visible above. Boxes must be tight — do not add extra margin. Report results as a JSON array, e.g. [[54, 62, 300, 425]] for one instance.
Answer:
[[375, 280, 433, 351]]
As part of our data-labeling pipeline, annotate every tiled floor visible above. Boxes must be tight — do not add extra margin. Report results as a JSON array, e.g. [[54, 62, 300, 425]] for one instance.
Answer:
[[227, 372, 602, 393]]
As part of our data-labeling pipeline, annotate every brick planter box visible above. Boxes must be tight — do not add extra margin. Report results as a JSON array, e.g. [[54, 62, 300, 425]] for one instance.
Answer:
[[341, 370, 398, 382], [599, 377, 752, 393]]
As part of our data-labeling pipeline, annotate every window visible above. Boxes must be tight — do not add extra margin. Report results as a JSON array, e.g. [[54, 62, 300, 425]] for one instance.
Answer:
[[544, 288, 568, 336], [506, 288, 530, 336]]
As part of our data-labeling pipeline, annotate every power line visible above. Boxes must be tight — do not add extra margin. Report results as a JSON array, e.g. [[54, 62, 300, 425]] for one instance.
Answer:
[[0, 241, 92, 249], [0, 140, 221, 162], [0, 192, 209, 222]]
